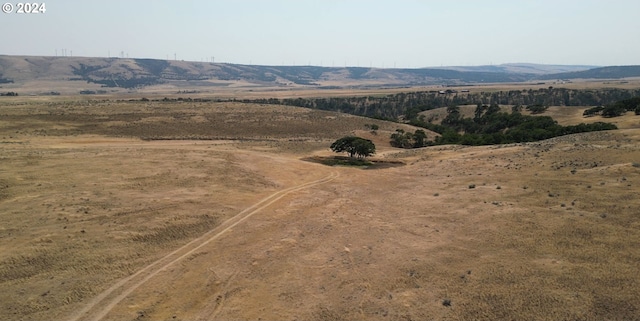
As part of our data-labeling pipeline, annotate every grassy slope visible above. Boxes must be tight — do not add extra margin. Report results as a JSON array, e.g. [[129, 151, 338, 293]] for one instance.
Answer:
[[0, 99, 638, 320]]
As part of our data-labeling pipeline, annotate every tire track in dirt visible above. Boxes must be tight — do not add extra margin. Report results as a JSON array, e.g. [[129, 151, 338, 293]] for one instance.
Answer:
[[194, 271, 238, 321], [68, 171, 339, 321]]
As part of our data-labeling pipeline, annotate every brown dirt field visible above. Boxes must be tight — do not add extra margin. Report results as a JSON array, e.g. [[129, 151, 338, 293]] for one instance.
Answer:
[[1, 98, 639, 320]]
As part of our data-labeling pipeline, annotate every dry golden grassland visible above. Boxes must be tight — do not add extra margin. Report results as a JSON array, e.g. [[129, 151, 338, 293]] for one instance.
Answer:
[[0, 96, 639, 320], [8, 74, 640, 100]]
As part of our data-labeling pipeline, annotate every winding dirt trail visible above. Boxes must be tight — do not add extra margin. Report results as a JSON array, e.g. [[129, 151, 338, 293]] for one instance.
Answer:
[[67, 171, 339, 321]]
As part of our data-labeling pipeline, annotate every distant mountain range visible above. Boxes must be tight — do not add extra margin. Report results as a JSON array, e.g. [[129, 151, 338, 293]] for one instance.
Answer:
[[434, 63, 599, 75], [0, 55, 638, 93], [536, 65, 640, 80]]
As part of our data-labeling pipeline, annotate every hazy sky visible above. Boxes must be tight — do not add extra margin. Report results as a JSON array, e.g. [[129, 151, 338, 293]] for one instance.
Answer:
[[2, 0, 639, 67]]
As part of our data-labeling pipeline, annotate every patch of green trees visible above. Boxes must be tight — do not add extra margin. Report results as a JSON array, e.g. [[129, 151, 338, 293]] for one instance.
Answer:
[[525, 104, 549, 114], [246, 90, 635, 148], [582, 97, 640, 117], [399, 103, 618, 147], [604, 96, 640, 117], [390, 129, 429, 148], [583, 106, 605, 117]]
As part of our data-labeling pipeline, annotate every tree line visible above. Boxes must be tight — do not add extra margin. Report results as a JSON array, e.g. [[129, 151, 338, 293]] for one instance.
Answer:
[[244, 87, 640, 120], [583, 96, 640, 117]]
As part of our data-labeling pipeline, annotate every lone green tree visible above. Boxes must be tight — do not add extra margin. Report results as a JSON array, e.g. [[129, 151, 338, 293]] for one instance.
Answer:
[[330, 136, 376, 159]]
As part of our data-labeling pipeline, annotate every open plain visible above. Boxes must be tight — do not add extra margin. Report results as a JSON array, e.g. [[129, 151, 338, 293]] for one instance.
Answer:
[[1, 94, 640, 320]]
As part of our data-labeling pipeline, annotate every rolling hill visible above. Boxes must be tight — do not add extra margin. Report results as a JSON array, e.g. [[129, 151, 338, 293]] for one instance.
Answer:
[[1, 55, 639, 94], [537, 65, 640, 80], [435, 63, 598, 75]]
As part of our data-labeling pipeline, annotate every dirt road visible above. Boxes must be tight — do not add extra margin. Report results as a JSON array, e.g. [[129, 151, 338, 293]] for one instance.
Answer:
[[67, 171, 338, 321]]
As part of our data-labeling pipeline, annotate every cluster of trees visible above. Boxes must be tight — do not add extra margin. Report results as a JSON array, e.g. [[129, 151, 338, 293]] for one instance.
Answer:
[[583, 97, 640, 117], [390, 129, 429, 148], [583, 106, 605, 117], [0, 92, 18, 96], [248, 89, 635, 149], [330, 136, 376, 158], [403, 103, 618, 146], [525, 104, 549, 114], [79, 90, 107, 95]]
